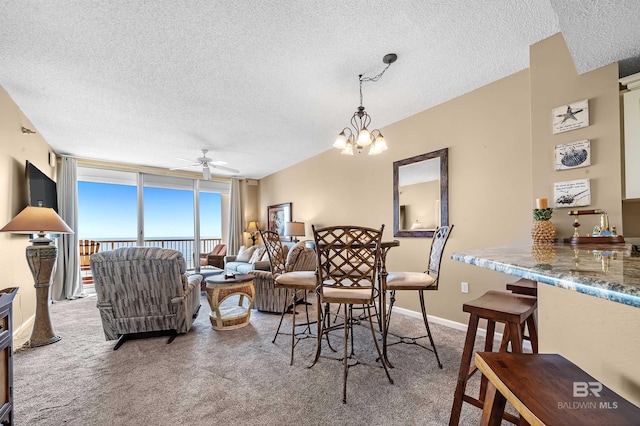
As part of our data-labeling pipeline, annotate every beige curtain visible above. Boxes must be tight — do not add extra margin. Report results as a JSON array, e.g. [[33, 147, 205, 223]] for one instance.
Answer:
[[227, 178, 244, 255], [52, 156, 83, 300]]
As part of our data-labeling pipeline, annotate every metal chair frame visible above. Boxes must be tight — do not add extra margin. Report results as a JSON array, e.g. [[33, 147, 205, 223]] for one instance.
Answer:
[[260, 230, 315, 365], [383, 225, 453, 368], [311, 225, 393, 403]]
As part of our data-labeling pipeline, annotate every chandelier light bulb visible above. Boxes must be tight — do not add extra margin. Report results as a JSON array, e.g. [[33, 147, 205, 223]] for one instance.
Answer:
[[374, 134, 387, 151], [341, 140, 354, 155], [333, 131, 348, 149], [357, 127, 372, 146]]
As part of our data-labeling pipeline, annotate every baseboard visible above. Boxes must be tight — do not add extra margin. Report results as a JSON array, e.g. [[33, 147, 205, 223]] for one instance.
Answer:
[[13, 314, 35, 343], [391, 306, 533, 352]]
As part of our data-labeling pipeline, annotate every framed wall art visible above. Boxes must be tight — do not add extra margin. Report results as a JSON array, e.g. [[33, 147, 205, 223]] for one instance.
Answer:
[[553, 178, 591, 208], [267, 202, 292, 240], [555, 140, 591, 170], [552, 99, 589, 134]]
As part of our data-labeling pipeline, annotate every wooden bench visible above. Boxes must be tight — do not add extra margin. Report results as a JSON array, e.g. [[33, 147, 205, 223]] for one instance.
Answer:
[[475, 352, 640, 425]]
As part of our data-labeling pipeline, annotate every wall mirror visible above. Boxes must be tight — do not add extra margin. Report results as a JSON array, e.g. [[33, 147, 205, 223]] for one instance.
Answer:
[[393, 148, 448, 238]]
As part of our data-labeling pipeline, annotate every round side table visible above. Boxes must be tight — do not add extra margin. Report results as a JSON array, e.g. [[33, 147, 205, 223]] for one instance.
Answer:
[[205, 274, 255, 330]]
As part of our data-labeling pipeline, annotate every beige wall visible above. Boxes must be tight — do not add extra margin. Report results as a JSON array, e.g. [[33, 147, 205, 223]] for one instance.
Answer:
[[260, 68, 533, 325], [0, 86, 55, 338], [531, 34, 640, 406], [531, 33, 622, 235]]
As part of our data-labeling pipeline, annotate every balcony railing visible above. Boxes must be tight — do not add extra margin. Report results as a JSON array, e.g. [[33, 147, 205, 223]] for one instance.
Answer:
[[91, 237, 223, 270]]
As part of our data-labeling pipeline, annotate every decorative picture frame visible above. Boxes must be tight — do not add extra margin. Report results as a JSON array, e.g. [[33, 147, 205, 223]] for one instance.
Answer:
[[267, 202, 292, 240], [553, 178, 591, 208], [555, 140, 591, 170], [552, 99, 589, 134]]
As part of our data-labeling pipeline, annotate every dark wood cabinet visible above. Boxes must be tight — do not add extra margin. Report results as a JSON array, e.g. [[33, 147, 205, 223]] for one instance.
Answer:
[[0, 288, 18, 425]]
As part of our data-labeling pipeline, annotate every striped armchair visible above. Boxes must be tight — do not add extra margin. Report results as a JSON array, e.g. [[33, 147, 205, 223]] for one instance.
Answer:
[[90, 247, 202, 349]]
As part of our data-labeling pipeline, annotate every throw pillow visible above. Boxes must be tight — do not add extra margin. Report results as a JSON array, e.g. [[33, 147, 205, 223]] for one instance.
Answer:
[[261, 249, 270, 262], [235, 245, 257, 262], [249, 246, 265, 264], [285, 242, 307, 272]]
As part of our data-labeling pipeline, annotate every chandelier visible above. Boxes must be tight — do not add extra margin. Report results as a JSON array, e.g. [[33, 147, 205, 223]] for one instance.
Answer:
[[333, 53, 397, 155]]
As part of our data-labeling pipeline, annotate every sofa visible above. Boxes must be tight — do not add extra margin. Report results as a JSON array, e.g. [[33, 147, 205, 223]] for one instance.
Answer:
[[224, 241, 316, 312], [91, 246, 202, 349]]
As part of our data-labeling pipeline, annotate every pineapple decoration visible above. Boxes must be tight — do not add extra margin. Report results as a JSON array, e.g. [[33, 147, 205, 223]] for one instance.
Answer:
[[531, 198, 556, 243], [532, 243, 556, 268]]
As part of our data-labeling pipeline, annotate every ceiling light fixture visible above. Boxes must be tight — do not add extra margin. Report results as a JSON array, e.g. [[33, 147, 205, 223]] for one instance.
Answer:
[[333, 53, 397, 156]]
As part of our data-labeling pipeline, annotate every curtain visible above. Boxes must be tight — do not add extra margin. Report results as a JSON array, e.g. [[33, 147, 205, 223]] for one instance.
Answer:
[[227, 178, 244, 255], [52, 156, 82, 301]]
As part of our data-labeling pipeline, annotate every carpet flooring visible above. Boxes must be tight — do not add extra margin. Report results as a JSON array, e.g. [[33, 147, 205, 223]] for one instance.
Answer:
[[13, 294, 507, 425]]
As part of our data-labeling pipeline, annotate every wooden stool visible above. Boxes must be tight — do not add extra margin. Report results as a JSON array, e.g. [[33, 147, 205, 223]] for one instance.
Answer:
[[475, 352, 640, 425], [449, 291, 538, 426], [505, 278, 538, 348], [506, 278, 537, 296]]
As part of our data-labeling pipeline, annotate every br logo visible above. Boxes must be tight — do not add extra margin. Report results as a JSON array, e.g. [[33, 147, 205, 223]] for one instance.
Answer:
[[573, 381, 602, 397]]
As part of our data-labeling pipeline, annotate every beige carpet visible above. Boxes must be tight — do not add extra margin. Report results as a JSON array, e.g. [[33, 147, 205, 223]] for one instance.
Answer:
[[14, 294, 503, 425]]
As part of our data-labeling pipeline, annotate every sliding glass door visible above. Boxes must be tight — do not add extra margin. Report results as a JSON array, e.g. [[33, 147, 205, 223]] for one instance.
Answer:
[[78, 167, 228, 271]]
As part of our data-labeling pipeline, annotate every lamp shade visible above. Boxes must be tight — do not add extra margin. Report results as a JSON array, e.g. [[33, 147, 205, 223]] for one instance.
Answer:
[[244, 221, 260, 233], [0, 206, 73, 234], [284, 221, 305, 237]]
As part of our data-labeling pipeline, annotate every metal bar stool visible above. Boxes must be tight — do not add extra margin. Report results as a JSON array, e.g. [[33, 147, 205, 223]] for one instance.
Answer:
[[449, 290, 538, 426]]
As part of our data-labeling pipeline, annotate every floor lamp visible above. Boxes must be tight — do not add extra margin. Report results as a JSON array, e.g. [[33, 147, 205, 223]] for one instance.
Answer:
[[1, 206, 73, 347]]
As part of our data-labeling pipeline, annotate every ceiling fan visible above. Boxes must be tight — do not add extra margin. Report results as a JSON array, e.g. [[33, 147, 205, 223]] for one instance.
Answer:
[[170, 149, 239, 180]]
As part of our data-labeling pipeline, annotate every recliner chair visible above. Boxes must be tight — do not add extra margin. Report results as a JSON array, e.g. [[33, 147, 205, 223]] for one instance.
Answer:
[[91, 246, 202, 350]]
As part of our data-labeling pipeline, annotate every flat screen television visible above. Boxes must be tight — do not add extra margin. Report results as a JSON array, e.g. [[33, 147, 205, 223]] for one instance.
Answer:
[[26, 161, 58, 212]]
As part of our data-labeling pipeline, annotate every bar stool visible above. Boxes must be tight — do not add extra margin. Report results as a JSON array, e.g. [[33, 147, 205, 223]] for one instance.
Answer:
[[449, 290, 538, 426], [505, 278, 537, 347]]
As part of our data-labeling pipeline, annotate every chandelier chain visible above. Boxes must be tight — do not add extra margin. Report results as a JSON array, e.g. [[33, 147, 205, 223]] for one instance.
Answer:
[[358, 62, 392, 106]]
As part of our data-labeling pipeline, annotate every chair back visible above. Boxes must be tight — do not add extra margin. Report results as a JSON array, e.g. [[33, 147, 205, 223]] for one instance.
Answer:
[[260, 230, 287, 277], [425, 225, 454, 288], [312, 225, 384, 298], [79, 240, 101, 267], [211, 244, 227, 256]]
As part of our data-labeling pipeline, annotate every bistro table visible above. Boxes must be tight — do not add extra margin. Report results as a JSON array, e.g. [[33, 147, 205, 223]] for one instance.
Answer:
[[451, 242, 640, 406]]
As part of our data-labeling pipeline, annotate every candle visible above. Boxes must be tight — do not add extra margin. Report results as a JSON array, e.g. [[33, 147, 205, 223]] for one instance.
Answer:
[[536, 198, 548, 209]]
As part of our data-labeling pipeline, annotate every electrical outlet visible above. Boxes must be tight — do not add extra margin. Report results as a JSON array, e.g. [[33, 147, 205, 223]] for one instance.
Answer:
[[461, 281, 469, 293]]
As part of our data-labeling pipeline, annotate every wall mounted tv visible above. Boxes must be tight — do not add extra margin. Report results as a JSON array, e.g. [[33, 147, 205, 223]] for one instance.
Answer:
[[26, 161, 58, 212]]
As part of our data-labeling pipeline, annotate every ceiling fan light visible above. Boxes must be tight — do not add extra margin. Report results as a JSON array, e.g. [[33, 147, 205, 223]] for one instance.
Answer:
[[203, 167, 211, 180]]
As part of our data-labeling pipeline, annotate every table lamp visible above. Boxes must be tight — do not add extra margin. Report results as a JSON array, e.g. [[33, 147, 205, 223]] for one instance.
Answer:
[[244, 221, 260, 246], [284, 221, 305, 242], [0, 206, 73, 347]]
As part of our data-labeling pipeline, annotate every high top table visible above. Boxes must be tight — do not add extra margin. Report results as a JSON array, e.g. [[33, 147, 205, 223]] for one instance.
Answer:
[[451, 242, 640, 407]]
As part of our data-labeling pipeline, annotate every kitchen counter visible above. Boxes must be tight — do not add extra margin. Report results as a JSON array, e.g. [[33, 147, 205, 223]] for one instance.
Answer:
[[451, 241, 640, 407], [451, 243, 640, 308]]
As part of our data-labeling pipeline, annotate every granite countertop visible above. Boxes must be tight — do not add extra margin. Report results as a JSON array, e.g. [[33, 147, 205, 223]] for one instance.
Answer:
[[451, 242, 640, 308]]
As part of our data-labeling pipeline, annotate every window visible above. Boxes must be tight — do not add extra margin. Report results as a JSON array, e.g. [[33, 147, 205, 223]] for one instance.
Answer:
[[77, 167, 228, 270]]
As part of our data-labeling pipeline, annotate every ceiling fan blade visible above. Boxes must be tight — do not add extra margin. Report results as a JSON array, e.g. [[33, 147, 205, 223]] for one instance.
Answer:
[[210, 164, 240, 174], [170, 164, 200, 170]]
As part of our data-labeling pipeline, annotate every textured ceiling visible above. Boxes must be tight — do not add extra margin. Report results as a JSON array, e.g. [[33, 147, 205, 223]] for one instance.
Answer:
[[2, 1, 639, 179]]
